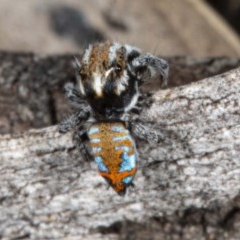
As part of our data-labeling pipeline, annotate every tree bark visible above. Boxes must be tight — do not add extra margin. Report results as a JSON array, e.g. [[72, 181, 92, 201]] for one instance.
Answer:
[[0, 52, 239, 135], [0, 59, 240, 239]]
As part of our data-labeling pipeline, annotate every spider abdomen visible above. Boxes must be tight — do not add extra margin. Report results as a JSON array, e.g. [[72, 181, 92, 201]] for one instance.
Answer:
[[87, 121, 138, 195]]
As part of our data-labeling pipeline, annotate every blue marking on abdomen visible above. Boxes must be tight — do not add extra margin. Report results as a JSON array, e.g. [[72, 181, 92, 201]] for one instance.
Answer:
[[112, 125, 128, 133], [88, 127, 99, 135], [112, 125, 124, 132], [94, 156, 103, 164], [94, 156, 108, 172], [92, 147, 102, 153], [90, 138, 100, 143], [98, 162, 109, 172], [115, 146, 130, 152], [122, 176, 133, 185], [112, 135, 130, 142], [119, 152, 137, 172]]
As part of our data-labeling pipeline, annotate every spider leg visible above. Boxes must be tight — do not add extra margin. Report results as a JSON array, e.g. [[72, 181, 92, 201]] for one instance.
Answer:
[[63, 82, 86, 106], [132, 122, 161, 144], [58, 108, 90, 133], [132, 54, 169, 87], [73, 128, 92, 161], [130, 92, 153, 114], [122, 114, 165, 144], [59, 80, 91, 133]]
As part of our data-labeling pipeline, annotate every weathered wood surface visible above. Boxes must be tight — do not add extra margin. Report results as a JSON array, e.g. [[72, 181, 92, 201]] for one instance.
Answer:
[[1, 60, 240, 239], [0, 51, 240, 134]]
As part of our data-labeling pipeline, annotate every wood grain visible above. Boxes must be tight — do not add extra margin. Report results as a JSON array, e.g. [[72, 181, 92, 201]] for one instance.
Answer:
[[1, 65, 240, 239]]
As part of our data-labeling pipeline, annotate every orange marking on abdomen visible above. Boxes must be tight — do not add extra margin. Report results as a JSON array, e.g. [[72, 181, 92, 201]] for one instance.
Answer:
[[100, 167, 137, 193], [88, 122, 134, 172]]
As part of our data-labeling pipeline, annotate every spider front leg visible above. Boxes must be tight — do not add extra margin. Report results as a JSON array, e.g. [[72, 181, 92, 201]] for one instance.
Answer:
[[73, 127, 92, 161], [132, 53, 169, 87], [122, 114, 165, 144], [58, 108, 90, 133], [63, 82, 86, 106], [58, 81, 91, 133], [130, 92, 153, 114]]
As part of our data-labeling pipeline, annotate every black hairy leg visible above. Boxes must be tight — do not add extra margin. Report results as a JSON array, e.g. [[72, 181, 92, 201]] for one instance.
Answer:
[[132, 54, 169, 87], [63, 82, 86, 106], [58, 108, 90, 133], [73, 129, 92, 161]]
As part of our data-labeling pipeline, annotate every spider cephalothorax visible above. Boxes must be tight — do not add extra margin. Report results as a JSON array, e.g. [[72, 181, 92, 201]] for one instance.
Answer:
[[75, 41, 169, 118], [59, 41, 169, 195]]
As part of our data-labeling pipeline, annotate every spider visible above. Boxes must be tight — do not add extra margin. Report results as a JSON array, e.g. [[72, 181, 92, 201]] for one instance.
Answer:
[[59, 41, 169, 195]]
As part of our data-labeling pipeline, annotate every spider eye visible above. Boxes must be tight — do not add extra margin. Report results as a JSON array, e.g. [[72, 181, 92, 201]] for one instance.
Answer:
[[115, 64, 122, 72]]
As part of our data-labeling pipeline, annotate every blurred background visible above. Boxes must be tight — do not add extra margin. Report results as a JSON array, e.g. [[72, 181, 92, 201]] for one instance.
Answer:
[[0, 0, 240, 57], [1, 0, 240, 134]]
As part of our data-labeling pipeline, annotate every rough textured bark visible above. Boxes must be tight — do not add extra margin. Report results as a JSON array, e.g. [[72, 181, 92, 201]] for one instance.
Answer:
[[0, 52, 240, 134], [0, 57, 240, 239]]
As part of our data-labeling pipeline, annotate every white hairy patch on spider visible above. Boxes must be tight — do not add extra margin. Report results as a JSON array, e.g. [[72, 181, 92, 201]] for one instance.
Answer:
[[108, 42, 121, 63], [124, 44, 141, 55], [82, 44, 93, 65], [115, 70, 129, 95], [92, 72, 103, 97], [124, 82, 139, 112], [104, 67, 114, 78], [79, 78, 86, 96]]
